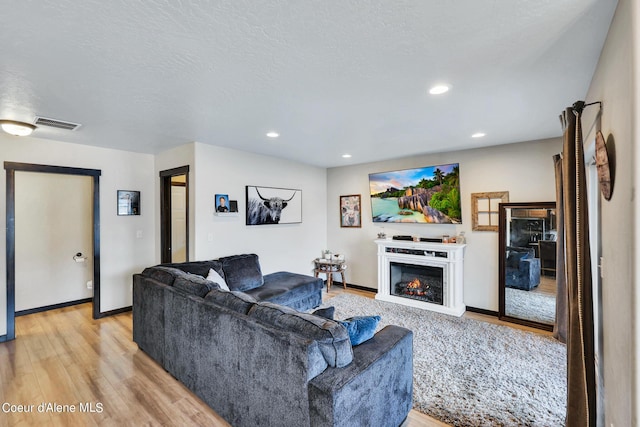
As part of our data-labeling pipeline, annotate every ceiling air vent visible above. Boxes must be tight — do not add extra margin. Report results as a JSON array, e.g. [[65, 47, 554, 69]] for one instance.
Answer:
[[34, 116, 81, 131]]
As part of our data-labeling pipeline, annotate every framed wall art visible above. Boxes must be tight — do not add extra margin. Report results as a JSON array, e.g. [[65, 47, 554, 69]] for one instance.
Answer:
[[215, 194, 230, 212], [245, 185, 302, 225], [369, 163, 461, 224], [117, 190, 140, 216], [471, 191, 509, 231], [340, 194, 361, 228]]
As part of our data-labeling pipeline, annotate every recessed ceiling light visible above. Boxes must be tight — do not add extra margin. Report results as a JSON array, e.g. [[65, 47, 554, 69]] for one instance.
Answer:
[[471, 132, 486, 138], [429, 84, 450, 95], [266, 131, 279, 138], [342, 154, 352, 158]]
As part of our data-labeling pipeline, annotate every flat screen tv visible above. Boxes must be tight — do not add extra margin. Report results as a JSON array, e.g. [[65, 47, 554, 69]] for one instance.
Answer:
[[369, 163, 461, 224]]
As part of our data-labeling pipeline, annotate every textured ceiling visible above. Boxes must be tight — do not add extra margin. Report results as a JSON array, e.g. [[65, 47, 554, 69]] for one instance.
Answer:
[[0, 0, 617, 167]]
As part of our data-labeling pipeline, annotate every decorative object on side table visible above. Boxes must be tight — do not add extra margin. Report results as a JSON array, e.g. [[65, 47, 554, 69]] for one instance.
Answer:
[[245, 185, 302, 225], [117, 190, 140, 216], [339, 194, 361, 227]]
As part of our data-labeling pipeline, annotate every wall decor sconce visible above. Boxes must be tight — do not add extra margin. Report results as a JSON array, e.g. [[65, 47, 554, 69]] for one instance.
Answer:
[[0, 120, 37, 136]]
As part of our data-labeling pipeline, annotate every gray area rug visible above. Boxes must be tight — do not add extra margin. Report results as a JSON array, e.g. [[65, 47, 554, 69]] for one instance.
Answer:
[[323, 293, 567, 427], [505, 287, 556, 325]]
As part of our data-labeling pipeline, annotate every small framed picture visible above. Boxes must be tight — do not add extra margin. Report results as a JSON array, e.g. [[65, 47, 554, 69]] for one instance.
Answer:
[[229, 200, 238, 212], [117, 190, 140, 216], [340, 194, 361, 228], [215, 194, 230, 213]]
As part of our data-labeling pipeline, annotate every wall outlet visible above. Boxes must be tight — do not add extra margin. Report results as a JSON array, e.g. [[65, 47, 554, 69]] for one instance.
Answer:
[[87, 280, 93, 290]]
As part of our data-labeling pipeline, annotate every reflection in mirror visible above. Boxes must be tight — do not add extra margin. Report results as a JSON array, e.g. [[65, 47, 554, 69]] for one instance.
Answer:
[[499, 202, 556, 331]]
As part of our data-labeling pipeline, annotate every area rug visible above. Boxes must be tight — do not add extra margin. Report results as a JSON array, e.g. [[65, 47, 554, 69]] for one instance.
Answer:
[[505, 287, 556, 325], [322, 293, 566, 427]]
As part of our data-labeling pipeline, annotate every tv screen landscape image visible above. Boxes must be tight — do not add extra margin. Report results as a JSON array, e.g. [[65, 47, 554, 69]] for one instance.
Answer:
[[369, 163, 461, 224]]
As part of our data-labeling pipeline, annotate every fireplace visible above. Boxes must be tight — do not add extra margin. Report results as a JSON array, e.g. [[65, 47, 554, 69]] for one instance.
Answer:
[[390, 262, 444, 305], [375, 239, 465, 316]]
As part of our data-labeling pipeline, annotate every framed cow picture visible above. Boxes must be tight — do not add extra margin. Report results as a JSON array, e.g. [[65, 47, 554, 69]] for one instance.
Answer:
[[245, 185, 302, 225]]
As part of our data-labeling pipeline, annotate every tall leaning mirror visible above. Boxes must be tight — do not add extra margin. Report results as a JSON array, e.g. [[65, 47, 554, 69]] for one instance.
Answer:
[[499, 202, 557, 331]]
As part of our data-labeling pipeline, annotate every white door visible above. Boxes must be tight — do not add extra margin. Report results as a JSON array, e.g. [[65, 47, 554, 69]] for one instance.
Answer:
[[15, 172, 93, 311]]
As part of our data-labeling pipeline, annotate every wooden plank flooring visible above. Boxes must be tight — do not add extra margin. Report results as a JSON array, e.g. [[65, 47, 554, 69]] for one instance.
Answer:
[[0, 289, 549, 426]]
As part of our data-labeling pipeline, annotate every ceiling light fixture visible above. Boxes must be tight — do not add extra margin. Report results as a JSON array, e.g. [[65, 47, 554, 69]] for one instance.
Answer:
[[342, 154, 352, 158], [266, 131, 279, 138], [429, 84, 450, 95], [0, 120, 36, 136], [471, 132, 486, 138]]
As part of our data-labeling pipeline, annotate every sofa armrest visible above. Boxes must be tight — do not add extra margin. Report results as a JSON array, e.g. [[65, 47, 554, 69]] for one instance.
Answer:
[[308, 325, 413, 427]]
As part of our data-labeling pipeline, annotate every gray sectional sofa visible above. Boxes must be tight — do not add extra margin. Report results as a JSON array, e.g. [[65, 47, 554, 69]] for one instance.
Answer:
[[132, 254, 414, 427]]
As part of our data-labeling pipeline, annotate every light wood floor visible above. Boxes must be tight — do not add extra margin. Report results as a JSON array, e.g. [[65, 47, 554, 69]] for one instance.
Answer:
[[0, 289, 548, 427]]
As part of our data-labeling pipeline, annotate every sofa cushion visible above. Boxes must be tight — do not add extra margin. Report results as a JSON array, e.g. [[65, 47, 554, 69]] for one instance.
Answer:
[[141, 266, 190, 285], [173, 273, 219, 298], [247, 272, 322, 308], [339, 316, 381, 346], [248, 302, 353, 368], [204, 289, 257, 314], [220, 254, 264, 292], [161, 260, 225, 279], [312, 306, 335, 320]]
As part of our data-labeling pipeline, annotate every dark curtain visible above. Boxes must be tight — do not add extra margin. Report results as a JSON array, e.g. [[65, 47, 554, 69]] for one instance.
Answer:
[[557, 105, 596, 426], [553, 154, 567, 343]]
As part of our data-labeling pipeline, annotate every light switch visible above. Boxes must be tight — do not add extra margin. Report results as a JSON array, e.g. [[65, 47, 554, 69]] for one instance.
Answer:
[[136, 230, 143, 239]]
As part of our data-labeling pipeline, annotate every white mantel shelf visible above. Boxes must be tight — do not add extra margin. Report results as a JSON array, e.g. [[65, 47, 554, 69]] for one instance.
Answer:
[[374, 238, 466, 317]]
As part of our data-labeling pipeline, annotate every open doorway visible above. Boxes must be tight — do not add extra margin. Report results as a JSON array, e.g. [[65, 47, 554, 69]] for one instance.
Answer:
[[4, 162, 101, 342], [160, 166, 189, 263]]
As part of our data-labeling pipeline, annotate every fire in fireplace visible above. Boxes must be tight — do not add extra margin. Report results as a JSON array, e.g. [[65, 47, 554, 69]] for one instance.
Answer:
[[390, 262, 444, 305]]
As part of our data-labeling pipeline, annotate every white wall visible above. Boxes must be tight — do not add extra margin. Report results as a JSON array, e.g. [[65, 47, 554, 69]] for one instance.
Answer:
[[192, 142, 327, 276], [582, 0, 636, 424], [0, 135, 156, 336], [327, 138, 561, 311]]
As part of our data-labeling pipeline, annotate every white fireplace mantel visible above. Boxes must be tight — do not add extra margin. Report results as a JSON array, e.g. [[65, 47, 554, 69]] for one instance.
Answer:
[[375, 238, 466, 317]]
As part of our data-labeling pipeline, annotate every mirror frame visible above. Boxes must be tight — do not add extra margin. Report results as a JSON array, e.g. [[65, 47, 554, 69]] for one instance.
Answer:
[[498, 201, 556, 331]]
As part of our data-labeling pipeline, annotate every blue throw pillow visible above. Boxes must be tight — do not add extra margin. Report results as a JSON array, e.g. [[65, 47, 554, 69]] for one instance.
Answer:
[[339, 315, 381, 346]]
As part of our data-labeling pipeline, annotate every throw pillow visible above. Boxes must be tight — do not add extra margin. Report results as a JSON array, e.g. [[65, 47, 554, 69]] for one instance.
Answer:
[[312, 306, 335, 320], [161, 260, 224, 278], [339, 315, 381, 346], [207, 268, 230, 292], [220, 254, 264, 292]]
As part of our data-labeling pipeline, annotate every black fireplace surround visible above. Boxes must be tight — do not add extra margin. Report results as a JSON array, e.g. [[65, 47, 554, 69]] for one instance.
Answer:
[[390, 262, 444, 305]]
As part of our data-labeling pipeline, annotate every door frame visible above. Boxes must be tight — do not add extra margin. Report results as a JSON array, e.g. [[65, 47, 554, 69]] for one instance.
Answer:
[[159, 166, 190, 263], [4, 162, 101, 342]]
